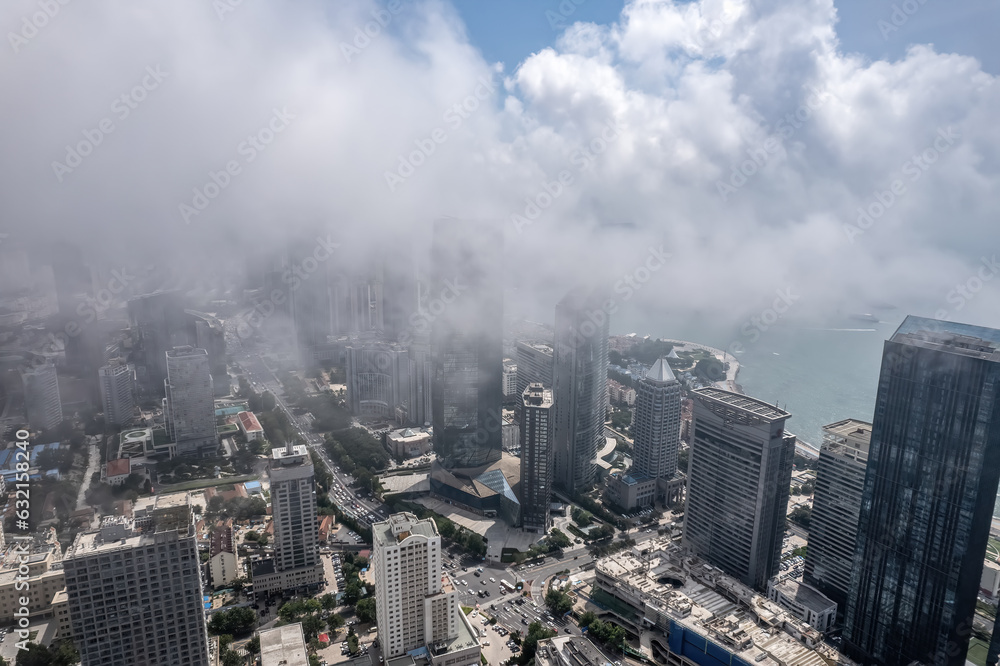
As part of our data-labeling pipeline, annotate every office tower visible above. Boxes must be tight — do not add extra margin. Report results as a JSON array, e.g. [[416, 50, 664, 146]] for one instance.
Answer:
[[515, 341, 554, 404], [631, 358, 683, 496], [21, 362, 63, 431], [63, 493, 210, 666], [502, 359, 518, 398], [552, 288, 610, 494], [128, 290, 187, 393], [373, 512, 480, 664], [345, 342, 409, 421], [164, 346, 216, 457], [803, 419, 871, 614], [407, 340, 433, 426], [520, 384, 554, 533], [844, 317, 1000, 666], [252, 442, 323, 595], [190, 311, 229, 397], [98, 358, 136, 426], [383, 254, 419, 342], [260, 623, 309, 666], [50, 240, 92, 320], [430, 219, 503, 471], [683, 387, 795, 591]]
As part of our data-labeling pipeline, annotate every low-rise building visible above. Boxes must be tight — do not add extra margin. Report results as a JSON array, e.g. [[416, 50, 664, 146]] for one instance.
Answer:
[[0, 555, 65, 622], [535, 636, 608, 666], [105, 458, 132, 485], [51, 589, 72, 639], [208, 520, 240, 588], [591, 540, 853, 666], [260, 622, 309, 666], [766, 578, 837, 633], [982, 559, 1000, 599], [606, 471, 657, 511], [387, 427, 433, 459], [236, 411, 264, 441]]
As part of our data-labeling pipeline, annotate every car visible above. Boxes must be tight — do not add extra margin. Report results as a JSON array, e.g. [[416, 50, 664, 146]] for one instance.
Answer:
[[474, 571, 481, 577], [521, 618, 528, 625], [564, 627, 572, 633]]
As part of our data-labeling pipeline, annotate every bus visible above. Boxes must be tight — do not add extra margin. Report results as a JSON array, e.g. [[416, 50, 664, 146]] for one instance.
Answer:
[[500, 579, 515, 593]]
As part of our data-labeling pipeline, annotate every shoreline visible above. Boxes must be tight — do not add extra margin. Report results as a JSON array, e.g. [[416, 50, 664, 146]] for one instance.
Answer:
[[616, 334, 820, 453]]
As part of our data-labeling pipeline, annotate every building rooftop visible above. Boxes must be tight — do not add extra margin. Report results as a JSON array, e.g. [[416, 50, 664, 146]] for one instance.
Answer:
[[429, 597, 480, 657], [106, 458, 131, 478], [595, 541, 853, 666], [237, 411, 263, 432], [535, 636, 611, 666], [373, 512, 438, 547], [645, 358, 677, 384], [260, 623, 309, 666], [693, 387, 790, 423], [769, 579, 836, 615], [893, 316, 1000, 359]]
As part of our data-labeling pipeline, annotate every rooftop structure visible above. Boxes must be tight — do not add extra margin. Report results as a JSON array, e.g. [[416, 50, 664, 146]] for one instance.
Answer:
[[534, 636, 609, 666], [260, 623, 309, 666], [593, 540, 854, 666]]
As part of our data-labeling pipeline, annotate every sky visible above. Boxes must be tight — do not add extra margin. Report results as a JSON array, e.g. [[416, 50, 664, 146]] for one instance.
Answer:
[[2, 0, 999, 336]]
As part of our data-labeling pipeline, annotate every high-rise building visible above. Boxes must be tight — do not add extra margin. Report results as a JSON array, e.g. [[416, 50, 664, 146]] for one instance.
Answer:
[[502, 359, 518, 398], [552, 288, 609, 494], [683, 387, 795, 592], [98, 359, 136, 426], [843, 317, 1000, 666], [189, 311, 229, 397], [22, 362, 63, 431], [164, 346, 216, 457], [128, 290, 187, 394], [407, 340, 433, 427], [373, 512, 481, 665], [430, 219, 503, 471], [345, 342, 409, 421], [63, 492, 210, 666], [515, 341, 554, 407], [631, 358, 683, 498], [608, 358, 684, 510], [803, 419, 871, 615], [252, 442, 323, 595], [520, 384, 554, 533]]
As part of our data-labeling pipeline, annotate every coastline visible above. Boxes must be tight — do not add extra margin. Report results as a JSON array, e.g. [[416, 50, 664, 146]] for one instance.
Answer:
[[617, 335, 820, 456]]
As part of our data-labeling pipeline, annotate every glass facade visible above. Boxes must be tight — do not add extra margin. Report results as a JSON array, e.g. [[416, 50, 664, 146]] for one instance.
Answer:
[[844, 317, 1000, 666]]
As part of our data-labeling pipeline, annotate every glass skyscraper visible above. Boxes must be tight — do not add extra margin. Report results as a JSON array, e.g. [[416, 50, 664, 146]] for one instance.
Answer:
[[844, 316, 1000, 666], [430, 219, 503, 471]]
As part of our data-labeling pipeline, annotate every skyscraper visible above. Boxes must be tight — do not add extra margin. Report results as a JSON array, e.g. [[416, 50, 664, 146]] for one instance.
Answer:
[[252, 442, 323, 595], [631, 358, 683, 497], [844, 317, 1000, 666], [21, 362, 63, 431], [164, 346, 216, 457], [63, 492, 210, 666], [552, 288, 609, 494], [683, 387, 795, 591], [430, 219, 503, 471], [803, 419, 871, 615], [373, 512, 481, 665], [128, 290, 187, 393], [520, 384, 554, 533], [515, 342, 553, 402], [98, 358, 136, 426], [345, 342, 409, 421]]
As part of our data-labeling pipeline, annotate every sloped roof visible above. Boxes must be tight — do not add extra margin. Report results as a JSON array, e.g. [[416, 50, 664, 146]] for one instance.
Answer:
[[645, 358, 677, 383]]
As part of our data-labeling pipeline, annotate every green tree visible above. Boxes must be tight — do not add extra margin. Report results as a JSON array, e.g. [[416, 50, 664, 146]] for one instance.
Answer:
[[544, 588, 574, 615], [357, 597, 376, 623], [246, 636, 260, 655], [789, 505, 812, 528], [578, 611, 597, 629], [517, 622, 556, 665], [347, 634, 360, 654], [548, 528, 572, 550], [320, 593, 337, 610], [208, 606, 257, 636], [342, 580, 363, 605]]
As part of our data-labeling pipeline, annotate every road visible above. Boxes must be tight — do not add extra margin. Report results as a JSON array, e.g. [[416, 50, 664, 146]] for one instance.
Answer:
[[225, 326, 387, 529]]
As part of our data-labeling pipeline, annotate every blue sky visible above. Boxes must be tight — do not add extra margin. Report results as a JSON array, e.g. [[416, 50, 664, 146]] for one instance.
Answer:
[[453, 0, 999, 75]]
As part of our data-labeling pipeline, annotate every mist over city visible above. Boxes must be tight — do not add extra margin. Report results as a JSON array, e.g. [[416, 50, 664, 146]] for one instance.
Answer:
[[1, 1, 999, 666]]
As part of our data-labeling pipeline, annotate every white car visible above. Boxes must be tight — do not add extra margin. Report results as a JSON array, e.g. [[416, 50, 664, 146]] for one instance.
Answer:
[[489, 577, 496, 583]]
